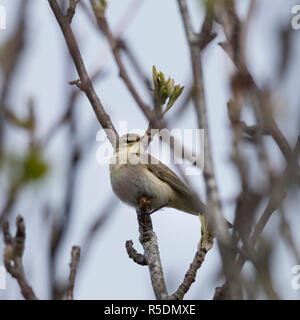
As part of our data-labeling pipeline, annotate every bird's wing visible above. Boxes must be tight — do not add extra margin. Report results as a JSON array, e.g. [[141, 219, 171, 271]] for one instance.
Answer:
[[141, 153, 207, 215], [145, 154, 191, 196]]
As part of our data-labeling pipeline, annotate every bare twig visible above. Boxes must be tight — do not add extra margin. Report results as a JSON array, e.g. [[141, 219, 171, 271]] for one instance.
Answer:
[[67, 246, 81, 300], [2, 215, 38, 300], [125, 240, 147, 266], [66, 0, 80, 24], [169, 247, 207, 300]]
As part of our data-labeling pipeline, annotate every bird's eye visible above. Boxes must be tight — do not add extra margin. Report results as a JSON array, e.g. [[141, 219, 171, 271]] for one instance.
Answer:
[[126, 136, 140, 144]]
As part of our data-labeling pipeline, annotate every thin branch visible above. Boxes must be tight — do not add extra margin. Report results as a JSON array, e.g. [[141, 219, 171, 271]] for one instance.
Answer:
[[66, 0, 80, 24], [67, 246, 81, 300], [125, 240, 147, 266], [169, 247, 207, 300], [2, 215, 38, 300]]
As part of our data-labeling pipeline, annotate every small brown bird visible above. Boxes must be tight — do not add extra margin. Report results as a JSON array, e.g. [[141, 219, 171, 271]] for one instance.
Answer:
[[109, 133, 207, 215]]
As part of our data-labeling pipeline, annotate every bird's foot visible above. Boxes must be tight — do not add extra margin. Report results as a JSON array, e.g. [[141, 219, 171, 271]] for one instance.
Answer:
[[199, 214, 214, 252], [149, 205, 164, 215]]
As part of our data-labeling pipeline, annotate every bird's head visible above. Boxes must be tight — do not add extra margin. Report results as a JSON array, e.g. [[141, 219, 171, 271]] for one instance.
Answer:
[[118, 133, 141, 149]]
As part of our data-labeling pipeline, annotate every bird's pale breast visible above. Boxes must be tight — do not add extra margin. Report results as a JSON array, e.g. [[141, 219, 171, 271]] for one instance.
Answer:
[[109, 162, 175, 210]]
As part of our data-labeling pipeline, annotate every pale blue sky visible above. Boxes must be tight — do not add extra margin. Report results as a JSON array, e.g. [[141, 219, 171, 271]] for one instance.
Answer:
[[0, 0, 300, 299]]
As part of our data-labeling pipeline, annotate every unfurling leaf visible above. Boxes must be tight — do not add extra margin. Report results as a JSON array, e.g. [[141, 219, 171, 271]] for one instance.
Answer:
[[152, 65, 158, 92], [152, 66, 184, 115], [166, 85, 184, 112]]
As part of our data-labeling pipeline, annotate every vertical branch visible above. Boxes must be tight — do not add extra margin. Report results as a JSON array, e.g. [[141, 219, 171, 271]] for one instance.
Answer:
[[177, 0, 239, 298], [136, 197, 168, 300]]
